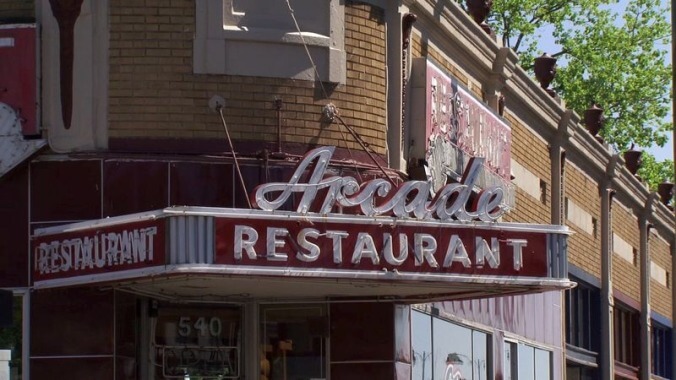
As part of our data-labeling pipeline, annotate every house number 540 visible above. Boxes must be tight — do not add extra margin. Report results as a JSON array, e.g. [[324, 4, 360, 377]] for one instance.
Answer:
[[177, 317, 222, 337]]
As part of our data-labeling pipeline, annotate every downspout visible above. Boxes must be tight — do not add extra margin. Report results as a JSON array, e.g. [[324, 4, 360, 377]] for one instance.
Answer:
[[600, 153, 621, 380], [386, 4, 406, 171], [639, 194, 658, 380], [550, 110, 575, 226], [550, 110, 574, 380]]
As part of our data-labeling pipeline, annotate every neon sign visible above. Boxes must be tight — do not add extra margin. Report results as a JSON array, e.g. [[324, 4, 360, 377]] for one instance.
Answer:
[[252, 146, 506, 222]]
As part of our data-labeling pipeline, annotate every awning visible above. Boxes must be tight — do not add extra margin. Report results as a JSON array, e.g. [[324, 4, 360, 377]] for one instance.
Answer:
[[31, 207, 574, 302]]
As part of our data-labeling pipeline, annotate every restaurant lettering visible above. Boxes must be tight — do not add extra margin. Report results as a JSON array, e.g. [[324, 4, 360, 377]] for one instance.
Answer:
[[34, 226, 158, 275], [252, 146, 506, 222], [231, 224, 527, 271]]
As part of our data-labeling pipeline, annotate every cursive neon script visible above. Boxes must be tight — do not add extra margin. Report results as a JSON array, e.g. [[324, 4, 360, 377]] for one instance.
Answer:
[[251, 146, 506, 222]]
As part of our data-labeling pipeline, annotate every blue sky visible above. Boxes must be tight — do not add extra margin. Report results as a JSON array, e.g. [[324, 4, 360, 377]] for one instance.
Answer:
[[535, 0, 673, 162]]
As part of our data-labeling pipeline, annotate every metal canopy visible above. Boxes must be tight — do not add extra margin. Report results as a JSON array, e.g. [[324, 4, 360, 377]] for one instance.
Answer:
[[32, 207, 574, 302], [113, 270, 573, 303]]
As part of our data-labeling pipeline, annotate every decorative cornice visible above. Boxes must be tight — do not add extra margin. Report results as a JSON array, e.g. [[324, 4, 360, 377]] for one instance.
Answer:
[[605, 153, 623, 183], [408, 0, 501, 84], [556, 109, 578, 141], [489, 47, 517, 89], [566, 124, 614, 183]]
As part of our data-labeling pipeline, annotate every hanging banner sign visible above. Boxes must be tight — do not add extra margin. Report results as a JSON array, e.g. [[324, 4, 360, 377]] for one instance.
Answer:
[[409, 59, 511, 180], [408, 59, 514, 208]]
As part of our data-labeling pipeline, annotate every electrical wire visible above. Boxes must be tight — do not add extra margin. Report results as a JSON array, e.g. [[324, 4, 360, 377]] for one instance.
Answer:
[[284, 1, 400, 186], [333, 113, 396, 187], [216, 106, 252, 209], [284, 0, 330, 100]]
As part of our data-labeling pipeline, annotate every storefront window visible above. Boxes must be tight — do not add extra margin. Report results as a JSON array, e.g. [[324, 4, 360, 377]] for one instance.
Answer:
[[0, 292, 22, 380], [412, 311, 432, 380], [613, 303, 639, 367], [510, 343, 552, 380], [565, 278, 600, 352], [517, 344, 536, 380], [412, 309, 490, 380], [259, 304, 327, 380], [651, 321, 672, 378], [504, 342, 517, 380], [534, 347, 551, 379], [153, 304, 241, 379]]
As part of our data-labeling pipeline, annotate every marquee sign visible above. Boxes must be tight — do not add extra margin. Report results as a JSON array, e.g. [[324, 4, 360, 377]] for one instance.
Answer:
[[33, 220, 166, 282], [31, 146, 569, 292], [214, 214, 551, 278], [210, 145, 562, 278]]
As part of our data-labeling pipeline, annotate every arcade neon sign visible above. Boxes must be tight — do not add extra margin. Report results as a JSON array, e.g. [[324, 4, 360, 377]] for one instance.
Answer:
[[251, 146, 506, 222]]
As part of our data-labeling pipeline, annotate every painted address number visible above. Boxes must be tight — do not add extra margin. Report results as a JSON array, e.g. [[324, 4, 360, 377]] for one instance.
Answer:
[[177, 316, 222, 337]]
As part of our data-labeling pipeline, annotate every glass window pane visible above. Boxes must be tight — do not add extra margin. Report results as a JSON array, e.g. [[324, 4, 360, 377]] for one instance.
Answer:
[[260, 305, 326, 380], [432, 318, 472, 380], [154, 304, 241, 379], [504, 342, 515, 380], [534, 348, 551, 380], [472, 331, 489, 380], [517, 344, 535, 380], [411, 311, 433, 380]]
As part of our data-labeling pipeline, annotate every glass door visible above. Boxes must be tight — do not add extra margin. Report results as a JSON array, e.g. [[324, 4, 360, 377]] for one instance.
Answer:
[[259, 304, 327, 380]]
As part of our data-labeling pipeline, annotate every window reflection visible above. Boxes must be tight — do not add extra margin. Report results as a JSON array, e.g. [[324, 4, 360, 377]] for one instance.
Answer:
[[433, 318, 473, 379], [412, 311, 432, 380], [534, 348, 551, 379], [153, 304, 241, 379], [412, 310, 490, 380], [504, 342, 517, 380], [516, 343, 552, 380], [260, 305, 327, 380], [518, 344, 535, 380], [472, 331, 488, 380]]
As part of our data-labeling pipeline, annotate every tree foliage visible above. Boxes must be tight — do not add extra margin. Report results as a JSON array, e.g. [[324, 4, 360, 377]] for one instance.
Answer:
[[470, 0, 673, 188], [0, 300, 22, 372]]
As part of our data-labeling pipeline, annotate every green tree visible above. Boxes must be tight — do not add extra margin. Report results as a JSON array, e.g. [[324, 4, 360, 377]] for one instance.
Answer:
[[0, 300, 22, 374], [470, 0, 674, 188]]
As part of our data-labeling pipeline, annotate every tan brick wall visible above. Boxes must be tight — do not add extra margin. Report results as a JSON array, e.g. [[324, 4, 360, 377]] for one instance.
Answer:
[[565, 166, 602, 279], [108, 0, 387, 154], [0, 0, 33, 20], [502, 116, 550, 225], [611, 203, 641, 303], [650, 234, 672, 318], [411, 33, 471, 90]]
